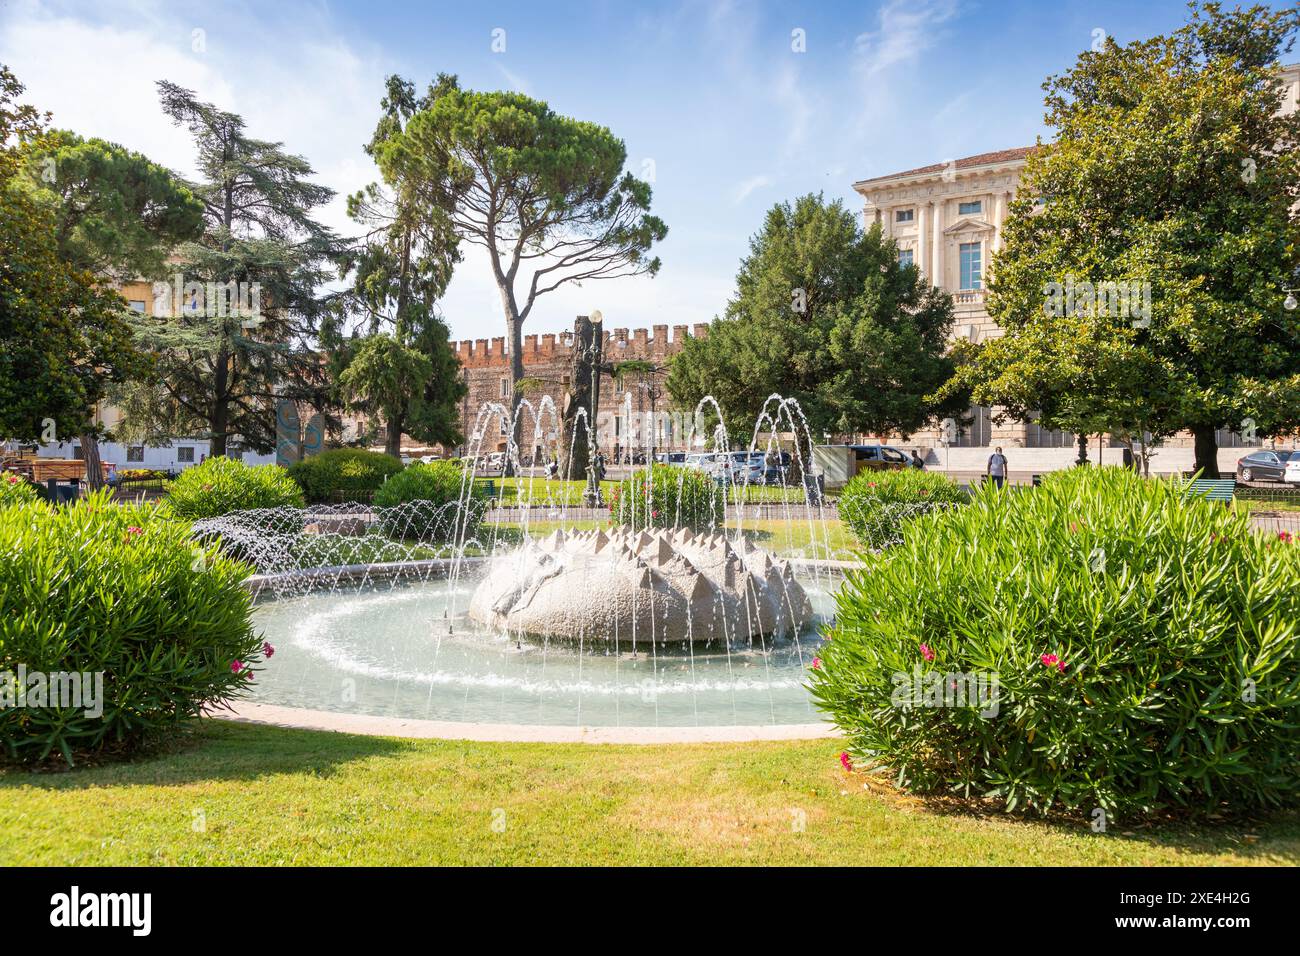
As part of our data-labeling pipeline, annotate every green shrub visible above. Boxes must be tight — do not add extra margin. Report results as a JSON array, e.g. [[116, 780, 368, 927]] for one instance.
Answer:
[[812, 468, 1300, 819], [838, 468, 967, 549], [163, 455, 305, 520], [0, 474, 40, 507], [372, 460, 482, 540], [609, 464, 725, 530], [287, 448, 403, 504], [0, 490, 265, 765]]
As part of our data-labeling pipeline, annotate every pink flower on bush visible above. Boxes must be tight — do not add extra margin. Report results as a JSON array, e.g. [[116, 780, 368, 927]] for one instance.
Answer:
[[920, 643, 935, 662], [263, 641, 275, 659], [867, 482, 877, 488], [1040, 653, 1066, 673], [230, 660, 244, 673], [125, 526, 143, 537], [1279, 531, 1293, 544], [839, 751, 853, 772], [811, 657, 822, 670], [5, 475, 17, 485]]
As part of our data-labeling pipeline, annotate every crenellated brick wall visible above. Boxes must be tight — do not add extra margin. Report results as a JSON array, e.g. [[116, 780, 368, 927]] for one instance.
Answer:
[[455, 318, 708, 457]]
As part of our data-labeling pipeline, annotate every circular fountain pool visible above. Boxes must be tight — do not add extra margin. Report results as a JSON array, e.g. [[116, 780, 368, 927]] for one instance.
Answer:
[[248, 571, 837, 728]]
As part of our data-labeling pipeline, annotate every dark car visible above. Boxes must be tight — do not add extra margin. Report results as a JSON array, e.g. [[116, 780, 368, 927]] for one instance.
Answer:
[[1236, 450, 1289, 483]]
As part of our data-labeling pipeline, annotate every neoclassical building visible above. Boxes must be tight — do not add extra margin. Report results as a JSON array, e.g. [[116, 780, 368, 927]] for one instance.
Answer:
[[851, 61, 1300, 466]]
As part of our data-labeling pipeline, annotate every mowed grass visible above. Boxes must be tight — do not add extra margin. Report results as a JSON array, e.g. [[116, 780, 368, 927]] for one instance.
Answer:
[[2, 721, 1296, 866]]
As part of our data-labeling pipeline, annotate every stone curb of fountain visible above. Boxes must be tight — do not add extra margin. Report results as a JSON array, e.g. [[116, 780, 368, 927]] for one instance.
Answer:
[[217, 701, 841, 744]]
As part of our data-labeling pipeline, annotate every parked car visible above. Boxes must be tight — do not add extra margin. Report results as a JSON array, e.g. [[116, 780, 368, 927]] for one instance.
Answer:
[[1283, 451, 1300, 485], [1236, 449, 1291, 483], [655, 452, 688, 466], [847, 444, 911, 472]]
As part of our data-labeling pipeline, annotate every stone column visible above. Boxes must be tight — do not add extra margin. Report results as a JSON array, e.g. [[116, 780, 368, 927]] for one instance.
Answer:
[[931, 199, 945, 289], [993, 191, 1008, 252], [917, 202, 930, 279]]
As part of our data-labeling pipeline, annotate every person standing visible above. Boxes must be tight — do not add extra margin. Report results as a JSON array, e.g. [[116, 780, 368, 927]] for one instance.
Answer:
[[986, 446, 1008, 489], [910, 450, 925, 471]]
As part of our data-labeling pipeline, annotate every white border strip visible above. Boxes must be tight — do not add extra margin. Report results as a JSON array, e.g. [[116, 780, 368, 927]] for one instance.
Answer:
[[220, 702, 840, 744]]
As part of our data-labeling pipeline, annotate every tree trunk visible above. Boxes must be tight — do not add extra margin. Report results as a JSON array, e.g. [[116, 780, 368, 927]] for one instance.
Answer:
[[504, 315, 526, 477], [1075, 432, 1089, 466], [81, 433, 103, 491], [385, 415, 403, 460], [560, 316, 599, 481], [1192, 424, 1219, 478], [210, 348, 229, 457]]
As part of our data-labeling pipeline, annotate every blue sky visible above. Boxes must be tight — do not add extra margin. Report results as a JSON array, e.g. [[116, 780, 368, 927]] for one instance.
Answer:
[[1, 0, 1288, 340]]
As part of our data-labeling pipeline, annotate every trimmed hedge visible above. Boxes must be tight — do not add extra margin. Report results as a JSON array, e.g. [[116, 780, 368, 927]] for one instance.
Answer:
[[609, 464, 725, 530], [838, 468, 967, 549], [163, 455, 305, 520], [812, 467, 1300, 819], [372, 460, 482, 540], [0, 491, 265, 765], [287, 448, 402, 504]]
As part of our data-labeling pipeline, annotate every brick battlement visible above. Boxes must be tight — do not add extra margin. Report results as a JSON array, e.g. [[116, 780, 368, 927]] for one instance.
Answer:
[[454, 320, 707, 368]]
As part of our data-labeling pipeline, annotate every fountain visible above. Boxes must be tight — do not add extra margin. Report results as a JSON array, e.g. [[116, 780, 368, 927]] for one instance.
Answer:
[[467, 527, 812, 644], [193, 394, 860, 730]]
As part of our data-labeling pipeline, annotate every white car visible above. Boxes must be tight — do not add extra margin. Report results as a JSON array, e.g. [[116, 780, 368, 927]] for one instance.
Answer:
[[1285, 451, 1300, 485]]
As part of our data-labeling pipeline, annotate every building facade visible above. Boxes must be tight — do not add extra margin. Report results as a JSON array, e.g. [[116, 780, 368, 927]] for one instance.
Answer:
[[849, 62, 1300, 473]]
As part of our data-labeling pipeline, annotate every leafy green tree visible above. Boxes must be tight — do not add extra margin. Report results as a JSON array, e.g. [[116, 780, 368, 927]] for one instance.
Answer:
[[120, 81, 339, 457], [966, 2, 1300, 477], [667, 194, 960, 444], [334, 75, 465, 458], [375, 81, 666, 442], [16, 129, 203, 485], [0, 66, 148, 457]]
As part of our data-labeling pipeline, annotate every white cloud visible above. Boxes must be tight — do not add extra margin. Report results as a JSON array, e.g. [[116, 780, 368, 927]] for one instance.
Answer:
[[854, 0, 959, 78], [731, 174, 773, 204]]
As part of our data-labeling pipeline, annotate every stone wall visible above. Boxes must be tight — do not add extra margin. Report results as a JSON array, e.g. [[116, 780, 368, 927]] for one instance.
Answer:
[[455, 318, 708, 457]]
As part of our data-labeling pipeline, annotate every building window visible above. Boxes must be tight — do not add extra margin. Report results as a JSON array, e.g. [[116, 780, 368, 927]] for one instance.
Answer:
[[127, 300, 147, 313], [898, 249, 914, 268], [126, 446, 145, 462], [894, 208, 914, 223], [959, 242, 982, 290], [177, 446, 195, 463], [958, 200, 982, 215], [499, 378, 509, 398]]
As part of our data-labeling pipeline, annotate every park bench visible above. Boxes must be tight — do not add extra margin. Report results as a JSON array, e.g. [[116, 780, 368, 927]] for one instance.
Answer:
[[1184, 477, 1236, 506]]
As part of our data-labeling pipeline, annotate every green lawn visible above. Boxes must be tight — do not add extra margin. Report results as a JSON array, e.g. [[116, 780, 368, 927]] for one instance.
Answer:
[[2, 721, 1295, 866], [475, 476, 811, 507]]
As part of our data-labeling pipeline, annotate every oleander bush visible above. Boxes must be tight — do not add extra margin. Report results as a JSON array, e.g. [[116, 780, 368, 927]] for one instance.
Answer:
[[0, 491, 265, 765], [163, 455, 305, 520], [609, 464, 725, 530], [838, 468, 967, 549], [812, 467, 1300, 819], [372, 460, 482, 540], [287, 448, 403, 504], [0, 474, 40, 507]]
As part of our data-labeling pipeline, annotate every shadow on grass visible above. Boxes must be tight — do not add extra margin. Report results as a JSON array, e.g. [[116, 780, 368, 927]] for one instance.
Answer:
[[862, 771, 1300, 861], [0, 719, 415, 790]]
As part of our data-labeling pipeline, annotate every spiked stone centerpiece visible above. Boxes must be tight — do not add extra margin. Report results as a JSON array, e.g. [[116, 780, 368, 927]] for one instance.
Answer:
[[467, 527, 813, 645]]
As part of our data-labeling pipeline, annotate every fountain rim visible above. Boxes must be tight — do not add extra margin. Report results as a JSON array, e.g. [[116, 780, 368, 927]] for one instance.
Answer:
[[217, 700, 841, 744]]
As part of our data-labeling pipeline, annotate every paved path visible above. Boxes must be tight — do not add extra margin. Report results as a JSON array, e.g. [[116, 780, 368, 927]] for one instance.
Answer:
[[222, 702, 839, 744]]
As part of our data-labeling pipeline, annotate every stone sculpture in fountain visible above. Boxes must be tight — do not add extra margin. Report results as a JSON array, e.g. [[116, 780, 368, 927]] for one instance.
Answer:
[[467, 527, 812, 645]]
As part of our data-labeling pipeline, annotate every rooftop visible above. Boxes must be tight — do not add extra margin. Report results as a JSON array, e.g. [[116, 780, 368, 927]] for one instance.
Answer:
[[852, 146, 1037, 191]]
